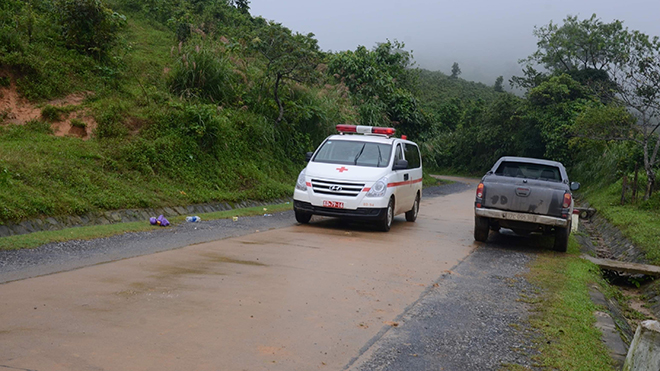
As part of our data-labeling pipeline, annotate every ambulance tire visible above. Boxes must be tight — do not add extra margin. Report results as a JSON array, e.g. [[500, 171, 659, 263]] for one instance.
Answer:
[[378, 198, 395, 232], [405, 194, 420, 222], [295, 209, 312, 224]]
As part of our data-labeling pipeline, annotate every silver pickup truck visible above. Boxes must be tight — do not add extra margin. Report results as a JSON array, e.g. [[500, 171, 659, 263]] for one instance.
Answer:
[[473, 156, 580, 252]]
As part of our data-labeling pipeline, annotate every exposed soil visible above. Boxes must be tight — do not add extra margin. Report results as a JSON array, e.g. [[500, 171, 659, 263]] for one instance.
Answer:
[[0, 77, 96, 140]]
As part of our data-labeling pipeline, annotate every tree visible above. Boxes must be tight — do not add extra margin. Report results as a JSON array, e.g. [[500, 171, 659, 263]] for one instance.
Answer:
[[574, 31, 660, 199], [515, 14, 625, 95], [252, 22, 321, 124], [231, 0, 250, 14], [451, 62, 461, 78], [328, 40, 428, 136], [524, 14, 625, 73], [57, 0, 126, 59], [494, 76, 504, 92], [521, 14, 660, 199]]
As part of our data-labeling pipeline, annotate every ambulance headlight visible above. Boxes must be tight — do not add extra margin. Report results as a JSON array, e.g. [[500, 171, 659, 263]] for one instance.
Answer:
[[366, 176, 388, 198], [296, 169, 307, 191]]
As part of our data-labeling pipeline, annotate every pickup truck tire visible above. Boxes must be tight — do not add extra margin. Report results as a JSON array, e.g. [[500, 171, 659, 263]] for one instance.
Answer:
[[474, 216, 490, 242], [377, 198, 394, 232], [405, 194, 420, 222], [553, 223, 571, 252], [295, 209, 312, 224]]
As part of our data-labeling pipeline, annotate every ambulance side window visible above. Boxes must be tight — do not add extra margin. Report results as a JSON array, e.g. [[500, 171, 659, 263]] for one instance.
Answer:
[[394, 144, 404, 166], [404, 144, 421, 169]]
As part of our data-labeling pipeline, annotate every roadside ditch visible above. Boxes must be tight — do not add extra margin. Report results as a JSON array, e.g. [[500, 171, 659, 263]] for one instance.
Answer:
[[574, 204, 660, 366]]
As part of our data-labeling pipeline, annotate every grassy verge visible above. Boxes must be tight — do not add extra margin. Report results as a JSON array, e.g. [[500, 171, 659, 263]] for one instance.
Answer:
[[422, 171, 453, 187], [524, 237, 616, 370], [584, 181, 660, 264], [0, 203, 292, 251]]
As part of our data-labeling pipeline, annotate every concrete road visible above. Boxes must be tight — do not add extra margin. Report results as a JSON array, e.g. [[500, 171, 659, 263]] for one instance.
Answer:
[[0, 182, 480, 371]]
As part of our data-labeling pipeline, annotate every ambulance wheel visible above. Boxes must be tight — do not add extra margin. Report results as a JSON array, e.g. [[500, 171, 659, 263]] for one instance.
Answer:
[[405, 194, 420, 222], [378, 198, 395, 232], [295, 209, 312, 224]]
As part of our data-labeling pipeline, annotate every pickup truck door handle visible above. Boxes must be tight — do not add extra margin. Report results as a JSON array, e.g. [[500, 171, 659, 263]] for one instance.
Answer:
[[404, 174, 409, 181]]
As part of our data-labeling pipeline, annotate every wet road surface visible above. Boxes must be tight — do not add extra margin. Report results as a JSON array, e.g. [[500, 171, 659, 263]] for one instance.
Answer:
[[0, 179, 541, 371]]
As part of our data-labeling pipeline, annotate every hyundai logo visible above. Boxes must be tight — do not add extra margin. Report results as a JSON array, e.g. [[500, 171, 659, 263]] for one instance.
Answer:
[[329, 185, 343, 192]]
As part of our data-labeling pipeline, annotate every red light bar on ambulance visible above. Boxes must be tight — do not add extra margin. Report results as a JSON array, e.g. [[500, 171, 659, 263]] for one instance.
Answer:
[[336, 125, 396, 136]]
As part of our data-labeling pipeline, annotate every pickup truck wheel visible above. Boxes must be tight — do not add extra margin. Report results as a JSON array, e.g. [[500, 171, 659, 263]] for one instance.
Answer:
[[377, 198, 394, 232], [553, 222, 571, 252], [474, 216, 490, 242], [405, 194, 420, 222], [295, 209, 312, 224]]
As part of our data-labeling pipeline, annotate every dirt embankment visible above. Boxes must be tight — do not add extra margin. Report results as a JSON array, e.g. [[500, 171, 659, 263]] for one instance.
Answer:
[[0, 77, 97, 139]]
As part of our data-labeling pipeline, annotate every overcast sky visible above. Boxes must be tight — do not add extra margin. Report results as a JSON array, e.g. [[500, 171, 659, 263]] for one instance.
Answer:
[[249, 0, 660, 88]]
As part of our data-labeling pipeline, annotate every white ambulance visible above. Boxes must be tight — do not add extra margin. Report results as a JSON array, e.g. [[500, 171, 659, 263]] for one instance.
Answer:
[[293, 125, 423, 231]]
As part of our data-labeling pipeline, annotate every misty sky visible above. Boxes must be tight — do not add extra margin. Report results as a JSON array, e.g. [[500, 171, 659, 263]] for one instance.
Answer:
[[249, 0, 660, 88]]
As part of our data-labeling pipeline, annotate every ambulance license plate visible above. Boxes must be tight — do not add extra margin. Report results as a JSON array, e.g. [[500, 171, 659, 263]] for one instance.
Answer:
[[323, 201, 344, 209]]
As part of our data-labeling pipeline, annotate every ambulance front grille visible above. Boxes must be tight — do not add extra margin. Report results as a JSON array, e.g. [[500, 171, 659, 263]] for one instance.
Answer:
[[311, 179, 365, 197]]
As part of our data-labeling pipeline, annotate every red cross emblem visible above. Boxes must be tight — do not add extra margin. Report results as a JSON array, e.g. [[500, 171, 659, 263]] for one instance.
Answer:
[[336, 166, 348, 173]]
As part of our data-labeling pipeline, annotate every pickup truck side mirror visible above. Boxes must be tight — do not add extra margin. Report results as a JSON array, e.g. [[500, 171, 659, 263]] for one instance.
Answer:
[[305, 152, 313, 162], [570, 182, 580, 191], [393, 159, 409, 170]]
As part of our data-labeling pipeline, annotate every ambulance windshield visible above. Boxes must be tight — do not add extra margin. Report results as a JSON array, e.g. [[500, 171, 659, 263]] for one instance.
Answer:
[[313, 140, 392, 168]]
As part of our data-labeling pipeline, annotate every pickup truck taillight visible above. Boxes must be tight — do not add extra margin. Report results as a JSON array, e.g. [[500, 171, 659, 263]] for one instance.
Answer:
[[562, 192, 571, 208], [476, 182, 484, 199], [475, 182, 485, 208]]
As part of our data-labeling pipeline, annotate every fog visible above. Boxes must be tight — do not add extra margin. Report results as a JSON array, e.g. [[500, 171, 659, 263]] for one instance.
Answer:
[[249, 0, 660, 89]]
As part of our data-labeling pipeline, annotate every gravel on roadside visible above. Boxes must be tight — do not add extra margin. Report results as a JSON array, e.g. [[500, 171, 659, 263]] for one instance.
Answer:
[[347, 242, 541, 371]]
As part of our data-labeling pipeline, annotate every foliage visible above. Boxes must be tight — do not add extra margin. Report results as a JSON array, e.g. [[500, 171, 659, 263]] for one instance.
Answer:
[[168, 39, 239, 104], [450, 62, 461, 78], [57, 0, 127, 59], [328, 40, 427, 136], [252, 21, 321, 124], [519, 13, 660, 199], [494, 76, 504, 92], [526, 237, 616, 370], [525, 14, 625, 73]]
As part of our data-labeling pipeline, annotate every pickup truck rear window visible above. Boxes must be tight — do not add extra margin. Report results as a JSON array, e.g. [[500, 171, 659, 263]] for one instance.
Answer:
[[313, 140, 392, 168], [494, 161, 561, 181]]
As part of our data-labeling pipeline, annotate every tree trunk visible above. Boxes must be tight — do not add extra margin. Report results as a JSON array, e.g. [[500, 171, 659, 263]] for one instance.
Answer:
[[633, 162, 639, 203], [274, 73, 284, 125], [621, 175, 628, 205], [646, 168, 656, 200]]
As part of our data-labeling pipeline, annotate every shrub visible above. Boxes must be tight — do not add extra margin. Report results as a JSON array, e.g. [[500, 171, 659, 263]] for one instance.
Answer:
[[168, 42, 239, 104], [41, 105, 64, 122], [70, 118, 87, 128], [24, 119, 53, 134], [94, 103, 128, 139], [57, 0, 126, 59]]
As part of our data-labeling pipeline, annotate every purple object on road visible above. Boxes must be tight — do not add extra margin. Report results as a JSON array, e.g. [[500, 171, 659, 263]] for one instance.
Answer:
[[157, 215, 170, 227]]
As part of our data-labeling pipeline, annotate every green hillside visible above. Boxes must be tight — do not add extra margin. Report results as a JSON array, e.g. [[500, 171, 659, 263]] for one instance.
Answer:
[[0, 0, 357, 223]]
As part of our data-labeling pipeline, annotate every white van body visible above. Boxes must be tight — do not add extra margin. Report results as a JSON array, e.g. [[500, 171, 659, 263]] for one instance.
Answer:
[[293, 126, 423, 231]]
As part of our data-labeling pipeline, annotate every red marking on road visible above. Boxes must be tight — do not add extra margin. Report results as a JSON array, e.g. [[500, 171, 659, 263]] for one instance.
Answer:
[[336, 167, 348, 173]]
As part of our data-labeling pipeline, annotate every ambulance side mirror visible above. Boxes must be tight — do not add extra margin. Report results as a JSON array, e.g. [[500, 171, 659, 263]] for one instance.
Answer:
[[305, 152, 313, 162], [393, 159, 408, 170]]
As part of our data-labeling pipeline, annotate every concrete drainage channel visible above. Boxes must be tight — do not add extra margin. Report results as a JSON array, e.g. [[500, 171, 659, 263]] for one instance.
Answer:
[[576, 211, 660, 370], [0, 198, 292, 238]]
